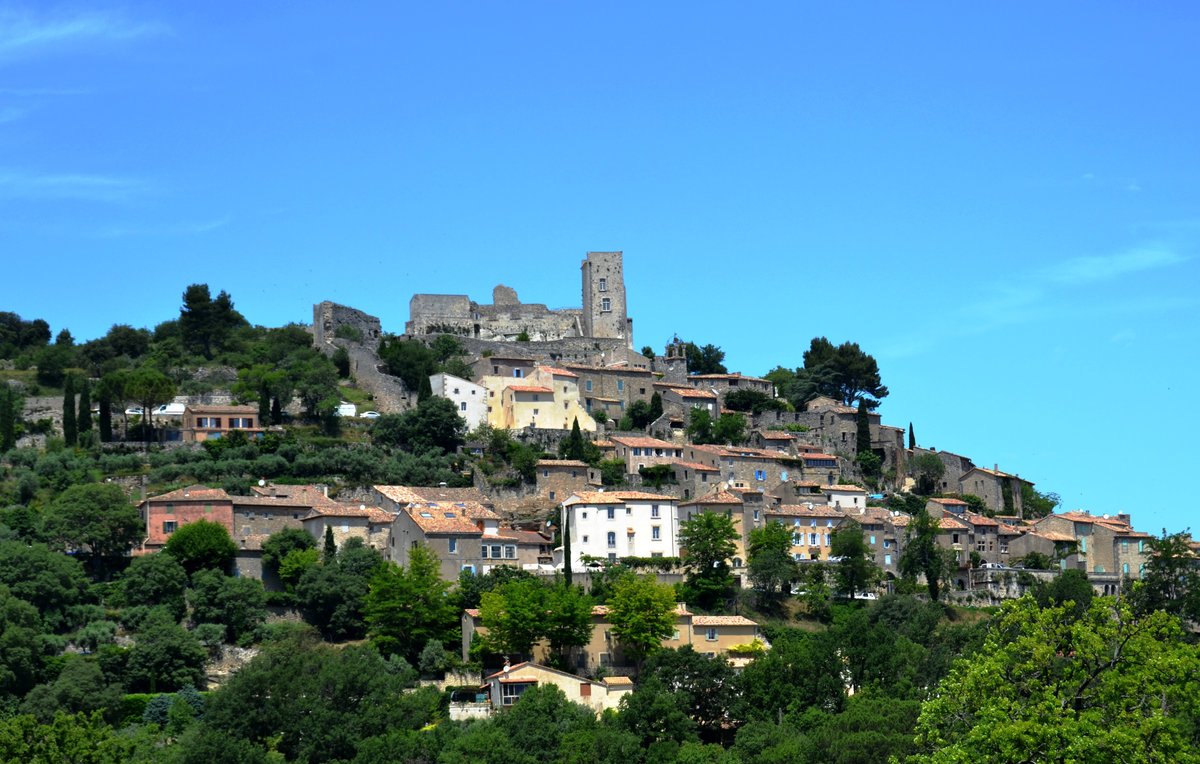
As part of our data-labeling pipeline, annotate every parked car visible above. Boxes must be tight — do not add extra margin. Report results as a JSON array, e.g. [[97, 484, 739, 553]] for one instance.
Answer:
[[359, 410, 381, 420], [124, 406, 144, 416], [153, 402, 187, 417], [335, 402, 357, 417]]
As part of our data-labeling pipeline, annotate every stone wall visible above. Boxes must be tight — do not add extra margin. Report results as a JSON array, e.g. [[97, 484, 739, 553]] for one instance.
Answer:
[[313, 301, 383, 352], [312, 301, 413, 414]]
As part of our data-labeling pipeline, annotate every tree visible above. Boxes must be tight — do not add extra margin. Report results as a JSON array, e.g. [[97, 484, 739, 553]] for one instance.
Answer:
[[641, 645, 738, 743], [332, 346, 351, 378], [563, 418, 586, 461], [678, 512, 738, 611], [1020, 484, 1060, 519], [62, 374, 77, 446], [188, 569, 268, 644], [126, 608, 207, 692], [0, 585, 43, 698], [747, 522, 799, 611], [855, 399, 874, 464], [179, 284, 247, 359], [626, 399, 654, 429], [371, 397, 465, 453], [542, 583, 593, 667], [723, 389, 788, 415], [20, 657, 122, 724], [1131, 530, 1200, 621], [95, 372, 121, 443], [0, 541, 92, 633], [163, 519, 237, 576], [912, 453, 946, 495], [364, 545, 456, 664], [119, 553, 189, 622], [297, 540, 384, 642], [607, 574, 677, 668], [772, 338, 889, 410], [478, 578, 549, 658], [76, 378, 92, 435], [712, 412, 747, 445], [34, 343, 72, 387], [684, 343, 727, 375], [1034, 568, 1094, 617], [908, 422, 916, 449], [0, 384, 17, 452], [829, 521, 879, 598], [123, 366, 176, 445], [649, 391, 663, 421], [323, 525, 337, 560], [899, 510, 954, 602], [45, 483, 142, 578], [687, 407, 714, 444], [910, 598, 1200, 763], [261, 528, 316, 576]]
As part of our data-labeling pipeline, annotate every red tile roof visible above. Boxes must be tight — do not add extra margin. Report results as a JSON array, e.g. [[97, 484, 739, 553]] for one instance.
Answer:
[[671, 460, 719, 472], [508, 385, 554, 394], [611, 436, 677, 449], [692, 615, 758, 626], [679, 489, 743, 507], [145, 485, 230, 503], [568, 491, 677, 505]]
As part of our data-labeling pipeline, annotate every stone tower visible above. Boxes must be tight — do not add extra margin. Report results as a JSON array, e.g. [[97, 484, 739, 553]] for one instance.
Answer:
[[581, 251, 631, 347]]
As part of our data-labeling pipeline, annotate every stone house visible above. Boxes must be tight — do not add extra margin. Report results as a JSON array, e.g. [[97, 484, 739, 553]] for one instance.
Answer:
[[658, 385, 720, 420], [851, 507, 904, 578], [482, 662, 633, 716], [535, 459, 600, 504], [302, 503, 392, 552], [561, 491, 679, 566], [679, 489, 755, 571], [824, 484, 868, 511], [564, 362, 654, 420], [763, 503, 846, 561], [430, 372, 488, 430], [669, 460, 721, 500], [686, 373, 774, 400], [751, 430, 798, 453], [138, 485, 233, 554], [1033, 511, 1149, 579], [610, 435, 684, 476], [181, 404, 263, 443], [959, 466, 1034, 517], [473, 354, 539, 381], [462, 604, 762, 673]]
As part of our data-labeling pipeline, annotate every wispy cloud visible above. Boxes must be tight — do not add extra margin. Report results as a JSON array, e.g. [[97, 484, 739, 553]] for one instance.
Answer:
[[878, 244, 1191, 359], [0, 170, 149, 202], [0, 9, 166, 60], [1040, 246, 1187, 285], [96, 216, 232, 238]]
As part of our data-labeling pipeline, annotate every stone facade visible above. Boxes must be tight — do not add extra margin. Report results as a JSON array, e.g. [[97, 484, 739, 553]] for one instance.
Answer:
[[580, 251, 631, 347]]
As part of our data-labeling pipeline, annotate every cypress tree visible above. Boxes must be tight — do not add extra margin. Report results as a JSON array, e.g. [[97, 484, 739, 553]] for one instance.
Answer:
[[270, 396, 283, 425], [256, 385, 271, 427], [908, 422, 915, 450], [565, 418, 585, 461], [855, 399, 871, 454], [98, 391, 113, 442], [324, 525, 337, 560], [0, 386, 15, 452], [77, 378, 93, 434], [649, 391, 663, 421], [418, 374, 433, 402], [62, 374, 77, 446]]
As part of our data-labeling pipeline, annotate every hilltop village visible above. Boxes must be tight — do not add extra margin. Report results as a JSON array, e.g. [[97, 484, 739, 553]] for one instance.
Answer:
[[0, 252, 1193, 762]]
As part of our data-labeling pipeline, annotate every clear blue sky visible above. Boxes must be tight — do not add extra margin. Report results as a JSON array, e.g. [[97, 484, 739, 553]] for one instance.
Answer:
[[3, 4, 1197, 533]]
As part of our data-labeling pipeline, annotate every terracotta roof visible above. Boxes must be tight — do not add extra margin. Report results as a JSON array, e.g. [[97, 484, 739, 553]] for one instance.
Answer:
[[234, 485, 341, 510], [692, 615, 758, 626], [508, 385, 554, 394], [405, 507, 482, 535], [671, 460, 719, 472], [502, 529, 552, 545], [1031, 530, 1076, 543], [145, 485, 230, 503], [374, 485, 490, 505], [563, 363, 652, 376], [567, 491, 677, 505], [592, 604, 689, 617], [800, 453, 838, 461], [767, 504, 845, 518], [366, 508, 394, 524], [464, 608, 481, 618], [304, 504, 373, 519], [602, 676, 634, 686], [929, 497, 969, 506], [672, 388, 718, 399], [610, 436, 677, 449], [536, 459, 590, 468], [679, 490, 743, 507], [760, 431, 795, 440], [964, 466, 1030, 482], [826, 484, 867, 493], [964, 512, 999, 527], [785, 479, 823, 488], [184, 404, 257, 414], [938, 516, 968, 531], [538, 366, 578, 378]]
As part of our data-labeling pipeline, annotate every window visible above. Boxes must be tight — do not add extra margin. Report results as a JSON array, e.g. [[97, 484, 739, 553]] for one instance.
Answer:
[[448, 538, 458, 554], [1123, 563, 1130, 574], [651, 505, 660, 518], [204, 503, 212, 514], [705, 627, 718, 641], [652, 526, 661, 540], [780, 470, 788, 481], [163, 521, 177, 534], [460, 402, 467, 412], [810, 533, 818, 545], [501, 682, 534, 705], [505, 546, 516, 559], [165, 503, 174, 514], [607, 508, 615, 520], [491, 545, 502, 558], [585, 380, 593, 392], [607, 532, 616, 548], [513, 369, 523, 378], [461, 564, 475, 574], [601, 297, 611, 312], [543, 469, 550, 477], [599, 277, 608, 291], [582, 512, 588, 519], [582, 535, 589, 543], [754, 470, 766, 481], [884, 554, 892, 565], [549, 491, 556, 501], [870, 535, 876, 544], [617, 379, 624, 392], [753, 509, 760, 521], [579, 682, 591, 698], [608, 553, 617, 561], [481, 546, 489, 558], [651, 552, 663, 558]]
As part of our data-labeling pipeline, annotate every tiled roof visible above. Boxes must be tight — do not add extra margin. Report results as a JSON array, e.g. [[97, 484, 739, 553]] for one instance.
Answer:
[[305, 504, 373, 519], [366, 508, 394, 524], [610, 436, 677, 449], [670, 388, 718, 399], [929, 497, 969, 506], [602, 676, 634, 686], [536, 459, 590, 468], [538, 366, 578, 378], [508, 385, 554, 394], [405, 507, 482, 535], [146, 485, 230, 503], [568, 491, 677, 505], [184, 404, 257, 414], [692, 615, 758, 626], [563, 363, 652, 376], [679, 490, 743, 507], [671, 460, 719, 472], [592, 604, 689, 617], [374, 485, 490, 505], [826, 484, 867, 493], [502, 529, 552, 545], [938, 516, 968, 531], [760, 431, 795, 440], [800, 453, 838, 461], [767, 504, 845, 518], [785, 480, 823, 488], [1031, 530, 1076, 543], [964, 512, 999, 527]]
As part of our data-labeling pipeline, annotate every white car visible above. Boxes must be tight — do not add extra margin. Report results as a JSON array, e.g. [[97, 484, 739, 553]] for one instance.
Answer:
[[125, 406, 144, 416], [153, 402, 187, 417], [359, 410, 381, 419]]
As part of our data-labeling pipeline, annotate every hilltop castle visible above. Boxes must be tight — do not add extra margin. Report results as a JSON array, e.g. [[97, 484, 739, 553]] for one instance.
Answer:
[[405, 251, 632, 348]]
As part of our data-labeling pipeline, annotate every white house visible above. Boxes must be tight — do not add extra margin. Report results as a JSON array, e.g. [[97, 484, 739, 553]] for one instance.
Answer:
[[561, 490, 679, 566], [430, 373, 488, 430], [824, 484, 868, 511]]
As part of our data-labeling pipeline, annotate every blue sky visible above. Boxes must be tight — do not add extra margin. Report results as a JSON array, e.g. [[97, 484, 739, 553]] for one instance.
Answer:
[[2, 3, 1197, 533]]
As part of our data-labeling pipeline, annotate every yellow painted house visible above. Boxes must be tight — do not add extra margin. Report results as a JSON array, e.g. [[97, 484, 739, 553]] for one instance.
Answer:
[[482, 365, 597, 431]]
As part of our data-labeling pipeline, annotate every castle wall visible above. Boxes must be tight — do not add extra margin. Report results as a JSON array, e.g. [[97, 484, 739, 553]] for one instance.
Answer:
[[581, 251, 629, 346]]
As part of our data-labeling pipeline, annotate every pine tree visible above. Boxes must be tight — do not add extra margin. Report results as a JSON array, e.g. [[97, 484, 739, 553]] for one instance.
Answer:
[[908, 422, 915, 450], [62, 374, 78, 446], [77, 378, 93, 434], [0, 386, 16, 452], [649, 391, 663, 421]]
